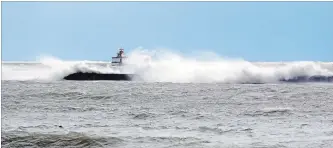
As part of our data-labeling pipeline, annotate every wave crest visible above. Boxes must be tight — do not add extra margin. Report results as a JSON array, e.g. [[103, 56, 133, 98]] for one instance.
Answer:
[[2, 49, 333, 83], [1, 131, 124, 148]]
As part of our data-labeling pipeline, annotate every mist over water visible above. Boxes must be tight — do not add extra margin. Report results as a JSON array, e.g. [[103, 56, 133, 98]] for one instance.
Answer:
[[2, 48, 333, 83]]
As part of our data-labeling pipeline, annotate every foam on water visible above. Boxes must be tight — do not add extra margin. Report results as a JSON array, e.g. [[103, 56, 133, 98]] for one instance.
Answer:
[[2, 48, 333, 83]]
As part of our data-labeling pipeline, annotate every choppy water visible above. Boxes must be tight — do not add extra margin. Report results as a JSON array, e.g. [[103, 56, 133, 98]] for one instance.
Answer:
[[2, 80, 333, 148]]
